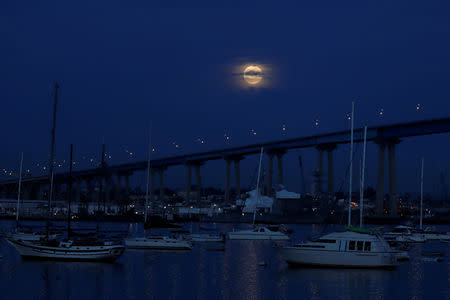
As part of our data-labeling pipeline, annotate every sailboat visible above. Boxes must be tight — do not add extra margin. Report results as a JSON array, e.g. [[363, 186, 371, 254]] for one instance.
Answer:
[[228, 147, 290, 241], [7, 86, 125, 261], [125, 122, 191, 250], [279, 103, 397, 268], [9, 153, 58, 242], [412, 158, 450, 241]]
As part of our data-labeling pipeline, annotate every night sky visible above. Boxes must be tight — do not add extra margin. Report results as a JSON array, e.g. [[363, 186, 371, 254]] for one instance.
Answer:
[[1, 0, 450, 196]]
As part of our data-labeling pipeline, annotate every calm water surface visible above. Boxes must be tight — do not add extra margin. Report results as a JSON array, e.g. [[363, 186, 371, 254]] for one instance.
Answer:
[[0, 221, 449, 300]]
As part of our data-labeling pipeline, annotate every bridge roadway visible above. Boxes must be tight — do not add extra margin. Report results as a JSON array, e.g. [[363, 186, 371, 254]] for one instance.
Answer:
[[1, 116, 450, 217]]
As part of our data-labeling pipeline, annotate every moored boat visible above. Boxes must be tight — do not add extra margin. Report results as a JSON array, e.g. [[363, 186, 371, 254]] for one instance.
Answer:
[[7, 238, 125, 261], [228, 226, 290, 240], [184, 233, 225, 243], [125, 236, 192, 250], [279, 227, 397, 268]]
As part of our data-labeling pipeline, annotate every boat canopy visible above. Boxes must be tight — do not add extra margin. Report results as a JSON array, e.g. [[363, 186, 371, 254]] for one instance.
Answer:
[[345, 226, 375, 235]]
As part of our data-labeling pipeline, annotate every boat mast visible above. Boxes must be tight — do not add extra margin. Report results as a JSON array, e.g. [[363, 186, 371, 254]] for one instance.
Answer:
[[144, 120, 152, 224], [420, 156, 424, 230], [359, 126, 367, 227], [253, 147, 264, 225], [47, 83, 59, 234], [68, 144, 73, 238], [16, 152, 24, 226], [348, 101, 354, 226]]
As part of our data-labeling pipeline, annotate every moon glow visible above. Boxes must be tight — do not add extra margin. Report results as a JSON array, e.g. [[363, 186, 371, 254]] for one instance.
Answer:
[[243, 65, 263, 85]]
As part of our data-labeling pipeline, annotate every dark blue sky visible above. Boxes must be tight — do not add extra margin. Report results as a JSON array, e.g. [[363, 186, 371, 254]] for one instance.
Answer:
[[1, 0, 450, 196]]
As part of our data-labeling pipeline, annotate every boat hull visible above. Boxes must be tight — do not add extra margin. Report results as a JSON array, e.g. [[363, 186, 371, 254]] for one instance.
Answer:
[[279, 247, 396, 268], [7, 239, 125, 262], [228, 232, 290, 241], [186, 234, 225, 243], [125, 239, 192, 250]]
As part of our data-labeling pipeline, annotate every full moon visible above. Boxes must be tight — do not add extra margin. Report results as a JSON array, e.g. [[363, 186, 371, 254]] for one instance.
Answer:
[[243, 65, 263, 85]]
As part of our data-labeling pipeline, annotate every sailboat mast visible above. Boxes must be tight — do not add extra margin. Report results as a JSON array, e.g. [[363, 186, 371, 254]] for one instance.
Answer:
[[253, 147, 264, 225], [144, 121, 152, 224], [47, 83, 59, 232], [420, 156, 424, 230], [68, 144, 73, 238], [359, 126, 367, 227], [348, 101, 355, 226], [16, 152, 24, 224]]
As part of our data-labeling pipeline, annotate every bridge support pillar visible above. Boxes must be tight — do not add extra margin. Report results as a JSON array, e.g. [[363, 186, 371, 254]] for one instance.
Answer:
[[376, 142, 386, 216], [149, 169, 155, 208], [317, 148, 324, 194], [276, 150, 286, 187], [74, 179, 81, 203], [186, 164, 192, 201], [158, 168, 165, 203], [86, 178, 93, 203], [104, 176, 110, 212], [115, 174, 122, 202], [388, 141, 399, 217], [376, 139, 400, 216], [235, 158, 242, 199], [267, 153, 274, 196], [224, 159, 231, 204], [23, 184, 31, 200], [195, 163, 202, 203], [95, 177, 102, 212], [124, 174, 130, 204], [316, 144, 336, 198], [327, 147, 335, 197]]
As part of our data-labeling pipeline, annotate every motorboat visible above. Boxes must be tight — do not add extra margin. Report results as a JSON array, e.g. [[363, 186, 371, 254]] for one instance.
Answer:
[[7, 238, 125, 262], [279, 227, 397, 268], [184, 233, 225, 243], [228, 226, 290, 241], [383, 225, 426, 243], [125, 236, 192, 250], [279, 108, 396, 269], [419, 226, 450, 241]]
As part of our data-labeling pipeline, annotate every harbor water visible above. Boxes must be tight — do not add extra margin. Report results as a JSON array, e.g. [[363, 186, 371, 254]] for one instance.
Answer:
[[0, 221, 449, 300]]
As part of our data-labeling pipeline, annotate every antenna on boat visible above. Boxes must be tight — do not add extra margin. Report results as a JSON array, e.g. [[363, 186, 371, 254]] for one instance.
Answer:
[[348, 101, 355, 227], [144, 120, 152, 224], [47, 83, 59, 236], [420, 156, 424, 230], [68, 144, 73, 238], [16, 152, 24, 227], [253, 147, 264, 225], [359, 126, 367, 228]]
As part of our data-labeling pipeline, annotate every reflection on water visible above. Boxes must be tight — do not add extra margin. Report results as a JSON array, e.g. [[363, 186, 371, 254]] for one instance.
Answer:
[[0, 222, 449, 300]]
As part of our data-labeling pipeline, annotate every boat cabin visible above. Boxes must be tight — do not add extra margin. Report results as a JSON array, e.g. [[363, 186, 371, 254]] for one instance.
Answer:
[[293, 230, 390, 253]]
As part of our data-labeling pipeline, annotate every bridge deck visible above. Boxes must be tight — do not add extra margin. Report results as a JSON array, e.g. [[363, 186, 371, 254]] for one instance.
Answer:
[[1, 117, 450, 184]]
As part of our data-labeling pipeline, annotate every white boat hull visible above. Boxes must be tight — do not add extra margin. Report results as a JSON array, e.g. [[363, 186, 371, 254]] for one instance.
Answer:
[[7, 239, 125, 262], [423, 233, 450, 241], [186, 234, 225, 243], [279, 247, 396, 268], [125, 238, 192, 250]]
